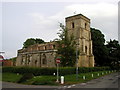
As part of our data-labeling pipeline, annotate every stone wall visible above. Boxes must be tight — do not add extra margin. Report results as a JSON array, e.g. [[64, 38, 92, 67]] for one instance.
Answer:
[[16, 42, 57, 67]]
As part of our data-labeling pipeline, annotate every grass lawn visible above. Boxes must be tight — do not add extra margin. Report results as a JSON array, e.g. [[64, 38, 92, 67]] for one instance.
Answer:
[[22, 71, 114, 85], [64, 71, 108, 84], [2, 73, 22, 83], [23, 75, 59, 85], [2, 70, 114, 85]]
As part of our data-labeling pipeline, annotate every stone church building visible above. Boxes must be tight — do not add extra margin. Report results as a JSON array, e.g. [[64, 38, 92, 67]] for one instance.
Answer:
[[16, 14, 94, 67]]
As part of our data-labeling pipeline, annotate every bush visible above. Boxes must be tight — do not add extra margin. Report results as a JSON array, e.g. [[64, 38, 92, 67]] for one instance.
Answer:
[[17, 73, 34, 83], [59, 67, 76, 75], [2, 66, 111, 76]]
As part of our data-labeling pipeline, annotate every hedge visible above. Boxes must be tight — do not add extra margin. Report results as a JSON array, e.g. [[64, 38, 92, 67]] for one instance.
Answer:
[[2, 66, 111, 76]]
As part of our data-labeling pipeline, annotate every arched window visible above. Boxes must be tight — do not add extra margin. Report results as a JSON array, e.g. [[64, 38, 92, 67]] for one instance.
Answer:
[[42, 54, 47, 64], [27, 55, 30, 65], [85, 23, 87, 29], [85, 46, 87, 54], [72, 22, 75, 28], [53, 45, 56, 49], [44, 46, 47, 50], [35, 60, 37, 65], [21, 58, 23, 65], [28, 59, 30, 65]]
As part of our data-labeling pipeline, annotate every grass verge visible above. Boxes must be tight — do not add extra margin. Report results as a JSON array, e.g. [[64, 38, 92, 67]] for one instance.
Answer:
[[2, 73, 22, 83], [21, 70, 114, 85], [2, 70, 115, 85]]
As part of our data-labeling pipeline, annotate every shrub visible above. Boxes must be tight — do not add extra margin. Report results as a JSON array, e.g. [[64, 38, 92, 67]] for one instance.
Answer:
[[59, 67, 76, 75], [2, 66, 111, 76], [17, 73, 34, 83]]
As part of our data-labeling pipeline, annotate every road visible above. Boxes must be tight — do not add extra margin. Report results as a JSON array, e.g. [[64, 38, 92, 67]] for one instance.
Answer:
[[2, 72, 120, 90], [72, 72, 120, 88]]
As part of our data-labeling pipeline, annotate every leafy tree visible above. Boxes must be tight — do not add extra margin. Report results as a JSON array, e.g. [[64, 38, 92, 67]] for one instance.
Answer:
[[23, 38, 44, 48], [106, 39, 119, 48], [56, 23, 76, 67], [106, 39, 120, 69], [91, 28, 109, 66], [91, 28, 120, 68], [35, 38, 44, 44]]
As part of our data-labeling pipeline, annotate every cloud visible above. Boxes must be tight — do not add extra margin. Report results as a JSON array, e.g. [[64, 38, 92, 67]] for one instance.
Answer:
[[3, 2, 118, 59], [29, 3, 118, 42], [66, 3, 118, 41], [66, 3, 117, 17], [2, 0, 119, 3]]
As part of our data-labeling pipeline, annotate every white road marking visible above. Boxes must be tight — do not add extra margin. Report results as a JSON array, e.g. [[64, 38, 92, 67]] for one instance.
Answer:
[[116, 75, 120, 78], [72, 84, 75, 87], [80, 83, 86, 85], [63, 86, 67, 88], [67, 86, 72, 88]]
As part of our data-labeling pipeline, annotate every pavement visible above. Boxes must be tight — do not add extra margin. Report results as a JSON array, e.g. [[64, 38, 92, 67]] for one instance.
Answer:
[[2, 72, 120, 90]]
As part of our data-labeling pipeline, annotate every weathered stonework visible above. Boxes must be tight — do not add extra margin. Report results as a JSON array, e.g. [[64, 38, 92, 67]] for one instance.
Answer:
[[66, 14, 94, 67], [16, 42, 57, 67], [16, 14, 94, 67]]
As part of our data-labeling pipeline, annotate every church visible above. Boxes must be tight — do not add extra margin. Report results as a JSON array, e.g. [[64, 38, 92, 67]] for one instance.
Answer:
[[16, 14, 94, 67]]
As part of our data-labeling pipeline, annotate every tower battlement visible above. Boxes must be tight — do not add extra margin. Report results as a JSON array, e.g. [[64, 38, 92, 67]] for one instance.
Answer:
[[66, 14, 90, 22]]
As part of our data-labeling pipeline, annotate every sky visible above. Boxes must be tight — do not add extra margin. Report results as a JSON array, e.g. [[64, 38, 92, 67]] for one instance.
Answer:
[[0, 0, 119, 59]]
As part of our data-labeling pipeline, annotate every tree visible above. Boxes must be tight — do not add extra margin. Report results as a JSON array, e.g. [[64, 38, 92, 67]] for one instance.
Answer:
[[91, 28, 120, 68], [56, 23, 76, 67], [35, 38, 44, 44], [106, 39, 120, 69], [23, 38, 44, 48], [91, 28, 109, 66]]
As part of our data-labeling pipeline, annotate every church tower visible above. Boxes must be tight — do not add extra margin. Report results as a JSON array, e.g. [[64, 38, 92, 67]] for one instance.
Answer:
[[65, 14, 94, 67]]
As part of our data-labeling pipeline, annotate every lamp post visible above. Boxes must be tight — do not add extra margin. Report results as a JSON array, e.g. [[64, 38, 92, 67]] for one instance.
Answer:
[[56, 56, 61, 82], [56, 63, 59, 82]]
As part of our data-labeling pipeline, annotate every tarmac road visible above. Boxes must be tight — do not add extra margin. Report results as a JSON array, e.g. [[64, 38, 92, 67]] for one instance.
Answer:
[[2, 72, 120, 90], [72, 72, 120, 88]]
